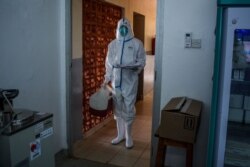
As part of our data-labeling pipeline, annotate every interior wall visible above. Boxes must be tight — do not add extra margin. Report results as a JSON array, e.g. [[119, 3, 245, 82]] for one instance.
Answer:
[[72, 0, 82, 59], [157, 0, 217, 166], [130, 0, 156, 53], [72, 0, 156, 55], [105, 0, 156, 53], [104, 0, 129, 18], [71, 0, 83, 142], [0, 0, 68, 153]]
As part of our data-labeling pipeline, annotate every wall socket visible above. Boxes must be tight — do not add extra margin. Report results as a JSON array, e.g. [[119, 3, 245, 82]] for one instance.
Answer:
[[185, 33, 202, 49], [191, 39, 202, 48]]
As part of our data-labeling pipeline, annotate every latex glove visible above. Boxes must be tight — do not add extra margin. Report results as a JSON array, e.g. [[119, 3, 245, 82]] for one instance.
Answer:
[[114, 88, 122, 99], [129, 67, 139, 71], [101, 82, 108, 88], [113, 63, 121, 68]]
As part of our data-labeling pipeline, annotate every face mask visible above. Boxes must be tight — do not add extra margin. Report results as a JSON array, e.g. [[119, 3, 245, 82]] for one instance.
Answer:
[[119, 25, 128, 37]]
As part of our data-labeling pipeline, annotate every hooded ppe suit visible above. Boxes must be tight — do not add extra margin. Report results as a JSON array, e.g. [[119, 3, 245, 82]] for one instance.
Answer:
[[104, 18, 146, 148]]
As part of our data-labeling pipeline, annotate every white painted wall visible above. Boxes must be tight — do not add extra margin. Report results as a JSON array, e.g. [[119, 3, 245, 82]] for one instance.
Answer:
[[130, 0, 156, 53], [105, 0, 156, 53], [155, 0, 217, 166], [72, 0, 82, 59], [73, 0, 156, 56], [0, 0, 68, 153]]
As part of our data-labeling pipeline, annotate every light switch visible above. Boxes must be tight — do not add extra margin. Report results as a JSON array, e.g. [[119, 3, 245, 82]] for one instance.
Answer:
[[185, 33, 192, 48]]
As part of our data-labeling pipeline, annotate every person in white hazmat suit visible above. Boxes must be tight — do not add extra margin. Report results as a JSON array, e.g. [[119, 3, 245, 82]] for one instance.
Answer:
[[103, 18, 146, 149]]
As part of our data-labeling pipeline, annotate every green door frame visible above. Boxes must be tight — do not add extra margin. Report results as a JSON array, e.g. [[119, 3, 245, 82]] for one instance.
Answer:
[[218, 0, 250, 6], [206, 7, 224, 167], [207, 1, 250, 166]]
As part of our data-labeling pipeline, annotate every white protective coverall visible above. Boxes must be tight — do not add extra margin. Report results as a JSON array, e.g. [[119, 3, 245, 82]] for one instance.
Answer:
[[104, 18, 146, 148]]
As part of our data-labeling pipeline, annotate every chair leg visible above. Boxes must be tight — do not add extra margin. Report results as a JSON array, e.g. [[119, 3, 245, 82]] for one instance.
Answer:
[[186, 144, 193, 167], [156, 138, 166, 167]]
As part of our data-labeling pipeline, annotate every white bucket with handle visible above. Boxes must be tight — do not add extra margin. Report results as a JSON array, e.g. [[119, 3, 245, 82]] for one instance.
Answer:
[[89, 85, 113, 117]]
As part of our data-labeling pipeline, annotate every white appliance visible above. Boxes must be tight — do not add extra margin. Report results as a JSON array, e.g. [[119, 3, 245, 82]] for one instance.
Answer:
[[0, 111, 54, 167], [214, 8, 250, 167]]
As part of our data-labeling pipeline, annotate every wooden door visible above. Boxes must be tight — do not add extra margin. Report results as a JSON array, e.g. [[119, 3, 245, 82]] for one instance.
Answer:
[[82, 0, 122, 133], [133, 12, 145, 101]]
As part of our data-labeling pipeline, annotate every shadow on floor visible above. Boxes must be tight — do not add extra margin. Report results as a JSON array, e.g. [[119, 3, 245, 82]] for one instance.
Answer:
[[55, 151, 119, 167]]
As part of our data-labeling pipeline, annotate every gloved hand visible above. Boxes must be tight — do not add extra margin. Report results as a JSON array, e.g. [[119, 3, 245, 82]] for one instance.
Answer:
[[113, 63, 121, 68], [114, 88, 122, 99], [101, 82, 108, 88], [129, 67, 138, 71]]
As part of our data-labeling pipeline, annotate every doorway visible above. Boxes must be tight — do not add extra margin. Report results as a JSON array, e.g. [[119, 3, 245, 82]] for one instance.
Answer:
[[133, 12, 145, 101], [70, 0, 156, 166], [81, 0, 122, 134]]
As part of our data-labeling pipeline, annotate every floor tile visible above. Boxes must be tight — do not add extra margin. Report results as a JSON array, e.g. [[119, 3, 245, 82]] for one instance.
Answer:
[[109, 154, 138, 167], [73, 90, 153, 166], [134, 158, 150, 167], [85, 148, 118, 163], [141, 146, 151, 159], [116, 149, 143, 158]]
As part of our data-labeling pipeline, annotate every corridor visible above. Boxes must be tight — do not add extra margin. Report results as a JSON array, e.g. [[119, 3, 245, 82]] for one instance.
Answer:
[[72, 55, 154, 167]]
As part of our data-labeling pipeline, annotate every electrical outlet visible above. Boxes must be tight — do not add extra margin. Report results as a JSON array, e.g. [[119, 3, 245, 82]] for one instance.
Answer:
[[191, 39, 202, 48]]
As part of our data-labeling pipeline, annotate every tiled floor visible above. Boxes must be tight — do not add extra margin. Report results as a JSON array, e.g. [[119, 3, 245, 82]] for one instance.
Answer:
[[73, 90, 153, 167], [72, 55, 154, 167]]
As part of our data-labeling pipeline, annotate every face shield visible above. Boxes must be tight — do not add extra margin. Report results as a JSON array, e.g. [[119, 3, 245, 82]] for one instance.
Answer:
[[116, 18, 133, 40], [119, 25, 128, 37]]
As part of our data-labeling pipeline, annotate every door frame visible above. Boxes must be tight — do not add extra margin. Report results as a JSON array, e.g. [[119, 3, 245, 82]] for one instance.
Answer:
[[133, 12, 145, 101], [65, 0, 73, 156], [150, 0, 164, 166], [207, 4, 250, 167], [66, 0, 162, 163], [133, 12, 145, 45], [206, 7, 224, 167]]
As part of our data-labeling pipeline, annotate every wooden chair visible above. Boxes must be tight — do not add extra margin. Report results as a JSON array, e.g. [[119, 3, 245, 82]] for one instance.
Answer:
[[155, 129, 193, 167]]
